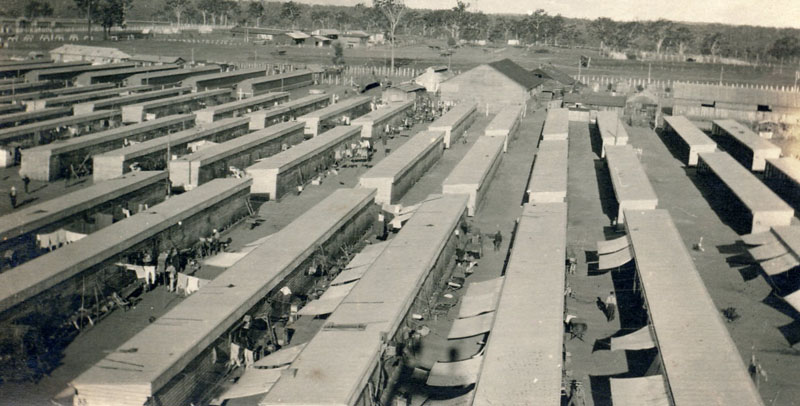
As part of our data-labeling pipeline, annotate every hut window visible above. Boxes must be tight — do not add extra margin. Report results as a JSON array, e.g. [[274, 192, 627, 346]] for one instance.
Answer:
[[757, 104, 772, 112]]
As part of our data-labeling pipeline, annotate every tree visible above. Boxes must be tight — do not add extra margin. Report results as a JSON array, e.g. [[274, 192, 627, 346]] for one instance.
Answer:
[[768, 34, 800, 59], [310, 9, 330, 29], [646, 19, 674, 54], [196, 0, 218, 25], [97, 0, 131, 39], [74, 0, 100, 37], [24, 0, 53, 18], [589, 17, 617, 49], [280, 1, 302, 29], [166, 0, 191, 26], [332, 41, 345, 65], [446, 0, 470, 41], [373, 0, 406, 72], [248, 2, 266, 26], [701, 32, 727, 56], [543, 14, 564, 45], [668, 26, 693, 55], [520, 9, 548, 44]]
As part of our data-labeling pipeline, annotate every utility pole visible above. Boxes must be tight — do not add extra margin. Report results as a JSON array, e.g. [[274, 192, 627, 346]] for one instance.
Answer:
[[719, 65, 724, 85], [86, 0, 92, 39]]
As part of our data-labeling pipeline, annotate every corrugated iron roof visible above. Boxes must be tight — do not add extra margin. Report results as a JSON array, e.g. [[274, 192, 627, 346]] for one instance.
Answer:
[[531, 65, 576, 85], [49, 44, 130, 60], [487, 58, 546, 90], [564, 92, 627, 107], [285, 31, 310, 39], [130, 54, 184, 64], [390, 82, 425, 93]]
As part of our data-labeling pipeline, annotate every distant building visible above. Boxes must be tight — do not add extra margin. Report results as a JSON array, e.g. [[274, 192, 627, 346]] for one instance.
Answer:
[[341, 30, 370, 48], [280, 31, 310, 46], [626, 90, 659, 126], [383, 82, 426, 102], [672, 82, 800, 125], [414, 66, 454, 93], [129, 54, 185, 66], [49, 44, 130, 64], [562, 92, 627, 121], [439, 58, 544, 113], [311, 29, 339, 39], [312, 36, 332, 47], [369, 33, 385, 45]]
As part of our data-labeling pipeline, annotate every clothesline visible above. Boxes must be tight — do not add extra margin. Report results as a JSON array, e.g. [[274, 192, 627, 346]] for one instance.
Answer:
[[37, 229, 87, 251]]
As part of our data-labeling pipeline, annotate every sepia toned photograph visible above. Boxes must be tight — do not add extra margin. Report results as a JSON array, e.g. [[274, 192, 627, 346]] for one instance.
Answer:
[[0, 0, 797, 404]]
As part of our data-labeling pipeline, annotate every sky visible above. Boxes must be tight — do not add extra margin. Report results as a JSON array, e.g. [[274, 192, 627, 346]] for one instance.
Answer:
[[299, 0, 800, 29]]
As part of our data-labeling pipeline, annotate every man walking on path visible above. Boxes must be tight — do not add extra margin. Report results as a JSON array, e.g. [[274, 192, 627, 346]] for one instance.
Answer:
[[9, 186, 17, 209], [605, 291, 617, 322], [493, 230, 503, 251], [22, 175, 30, 193]]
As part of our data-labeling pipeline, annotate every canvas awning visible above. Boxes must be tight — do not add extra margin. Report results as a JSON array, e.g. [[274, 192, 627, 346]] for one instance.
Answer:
[[330, 241, 388, 286], [748, 242, 789, 261], [741, 231, 775, 246], [253, 344, 306, 369], [598, 245, 633, 270], [458, 292, 498, 319], [216, 367, 285, 402], [464, 277, 504, 297], [597, 236, 630, 255], [422, 391, 475, 406], [426, 354, 484, 387], [610, 375, 670, 406], [448, 312, 495, 339], [297, 283, 356, 316], [610, 327, 656, 351], [202, 252, 249, 268], [760, 253, 800, 276], [783, 290, 800, 314]]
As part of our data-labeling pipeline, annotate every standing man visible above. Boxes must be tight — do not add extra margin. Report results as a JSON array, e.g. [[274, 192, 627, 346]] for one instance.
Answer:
[[8, 186, 16, 209], [167, 263, 177, 293], [21, 175, 30, 194], [605, 291, 617, 322], [493, 229, 503, 251]]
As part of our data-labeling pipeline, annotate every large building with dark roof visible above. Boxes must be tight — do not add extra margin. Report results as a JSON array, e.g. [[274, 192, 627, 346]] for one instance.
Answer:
[[439, 58, 544, 113]]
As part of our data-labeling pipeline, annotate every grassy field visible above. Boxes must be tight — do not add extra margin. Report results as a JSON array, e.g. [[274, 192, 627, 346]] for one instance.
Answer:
[[3, 35, 799, 87]]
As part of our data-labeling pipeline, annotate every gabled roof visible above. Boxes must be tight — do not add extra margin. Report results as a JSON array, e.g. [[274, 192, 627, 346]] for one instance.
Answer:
[[531, 65, 576, 86], [487, 59, 545, 90], [389, 82, 425, 93], [49, 44, 130, 60], [130, 54, 184, 64], [285, 31, 310, 39], [563, 92, 627, 108], [343, 30, 370, 38], [312, 29, 340, 36]]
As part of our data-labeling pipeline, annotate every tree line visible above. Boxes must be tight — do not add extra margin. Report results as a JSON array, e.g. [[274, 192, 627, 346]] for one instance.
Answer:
[[9, 0, 800, 62]]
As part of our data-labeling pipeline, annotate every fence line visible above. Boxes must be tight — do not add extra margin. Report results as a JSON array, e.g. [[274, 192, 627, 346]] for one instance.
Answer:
[[575, 75, 800, 93]]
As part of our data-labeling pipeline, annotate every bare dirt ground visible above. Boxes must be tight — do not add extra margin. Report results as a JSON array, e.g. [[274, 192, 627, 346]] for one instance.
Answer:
[[628, 125, 800, 406]]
